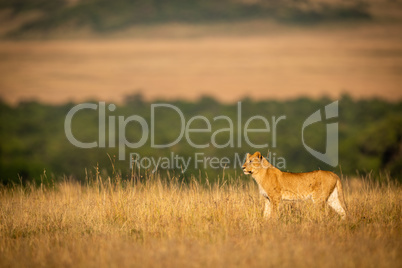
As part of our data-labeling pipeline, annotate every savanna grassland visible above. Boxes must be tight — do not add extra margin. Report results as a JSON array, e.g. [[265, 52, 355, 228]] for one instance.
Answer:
[[0, 174, 400, 268], [1, 1, 402, 267]]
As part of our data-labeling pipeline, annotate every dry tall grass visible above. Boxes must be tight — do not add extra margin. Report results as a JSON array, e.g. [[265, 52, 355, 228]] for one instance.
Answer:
[[0, 174, 401, 268]]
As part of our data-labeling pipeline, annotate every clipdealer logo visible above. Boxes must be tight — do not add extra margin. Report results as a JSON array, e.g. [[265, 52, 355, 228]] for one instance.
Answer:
[[302, 101, 338, 167], [64, 101, 339, 171], [64, 102, 286, 159]]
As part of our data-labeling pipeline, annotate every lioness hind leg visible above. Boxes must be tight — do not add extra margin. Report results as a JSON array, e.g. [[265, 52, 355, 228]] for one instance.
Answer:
[[327, 188, 346, 219]]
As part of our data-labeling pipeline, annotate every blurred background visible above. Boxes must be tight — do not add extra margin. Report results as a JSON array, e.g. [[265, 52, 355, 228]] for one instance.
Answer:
[[0, 0, 401, 184]]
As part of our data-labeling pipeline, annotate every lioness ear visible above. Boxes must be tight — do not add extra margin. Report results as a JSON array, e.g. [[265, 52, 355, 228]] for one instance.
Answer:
[[255, 152, 262, 160]]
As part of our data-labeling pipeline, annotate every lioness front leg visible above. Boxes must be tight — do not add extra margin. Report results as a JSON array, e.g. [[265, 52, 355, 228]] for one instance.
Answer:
[[270, 199, 280, 220], [263, 199, 272, 219], [263, 199, 279, 220]]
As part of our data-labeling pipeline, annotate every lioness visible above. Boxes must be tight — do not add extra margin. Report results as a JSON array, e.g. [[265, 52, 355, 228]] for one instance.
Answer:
[[242, 152, 347, 220]]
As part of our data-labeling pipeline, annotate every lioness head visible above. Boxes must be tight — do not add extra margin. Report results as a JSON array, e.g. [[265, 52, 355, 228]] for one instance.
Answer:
[[242, 151, 268, 175]]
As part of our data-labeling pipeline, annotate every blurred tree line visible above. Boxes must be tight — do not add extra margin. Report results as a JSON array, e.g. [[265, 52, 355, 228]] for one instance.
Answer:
[[0, 94, 401, 185], [1, 0, 370, 37]]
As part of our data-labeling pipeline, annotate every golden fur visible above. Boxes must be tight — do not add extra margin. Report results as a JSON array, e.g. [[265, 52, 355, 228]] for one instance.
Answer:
[[242, 152, 347, 220]]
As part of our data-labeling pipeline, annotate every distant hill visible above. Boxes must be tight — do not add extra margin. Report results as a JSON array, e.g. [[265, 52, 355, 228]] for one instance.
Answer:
[[0, 0, 371, 38]]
